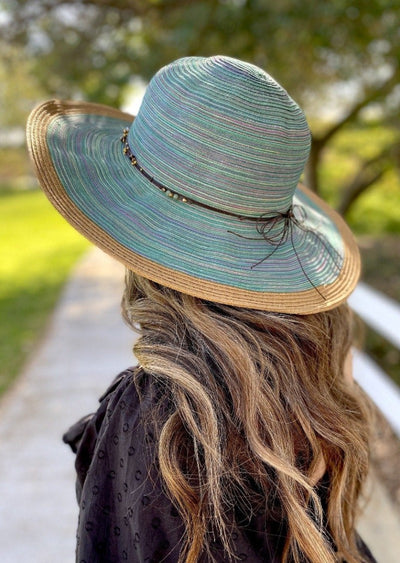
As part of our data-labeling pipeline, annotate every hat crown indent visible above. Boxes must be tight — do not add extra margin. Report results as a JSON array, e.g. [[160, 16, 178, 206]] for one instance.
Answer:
[[129, 56, 311, 216]]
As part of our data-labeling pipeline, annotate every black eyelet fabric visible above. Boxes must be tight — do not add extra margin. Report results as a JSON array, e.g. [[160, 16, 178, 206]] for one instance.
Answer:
[[63, 367, 376, 563]]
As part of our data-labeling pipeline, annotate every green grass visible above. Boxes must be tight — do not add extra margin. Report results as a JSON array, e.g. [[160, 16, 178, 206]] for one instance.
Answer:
[[0, 188, 89, 395]]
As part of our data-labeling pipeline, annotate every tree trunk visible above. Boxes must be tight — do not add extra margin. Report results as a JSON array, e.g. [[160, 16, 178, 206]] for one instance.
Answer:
[[338, 170, 385, 216], [337, 145, 397, 215]]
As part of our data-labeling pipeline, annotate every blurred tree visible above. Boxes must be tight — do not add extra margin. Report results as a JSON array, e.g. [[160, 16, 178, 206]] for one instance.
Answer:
[[0, 43, 46, 128], [2, 0, 399, 213]]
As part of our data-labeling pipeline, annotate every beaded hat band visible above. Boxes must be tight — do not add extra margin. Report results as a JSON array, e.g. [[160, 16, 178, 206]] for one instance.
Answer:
[[26, 56, 360, 313]]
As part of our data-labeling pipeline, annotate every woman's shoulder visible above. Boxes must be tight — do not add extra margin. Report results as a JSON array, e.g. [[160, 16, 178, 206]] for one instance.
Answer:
[[64, 367, 184, 562], [63, 365, 171, 503], [97, 364, 161, 410], [63, 365, 166, 450]]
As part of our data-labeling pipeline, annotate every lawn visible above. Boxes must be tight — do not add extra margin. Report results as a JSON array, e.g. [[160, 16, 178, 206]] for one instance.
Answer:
[[0, 188, 89, 395]]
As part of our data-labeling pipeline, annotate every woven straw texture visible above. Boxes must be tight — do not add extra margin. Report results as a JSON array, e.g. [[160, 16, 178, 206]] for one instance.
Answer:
[[26, 56, 360, 313]]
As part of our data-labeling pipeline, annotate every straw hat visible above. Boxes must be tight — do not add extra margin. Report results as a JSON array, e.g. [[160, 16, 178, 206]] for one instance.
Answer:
[[26, 55, 360, 314]]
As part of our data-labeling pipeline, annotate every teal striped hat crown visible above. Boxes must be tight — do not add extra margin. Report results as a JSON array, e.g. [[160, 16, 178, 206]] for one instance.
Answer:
[[27, 56, 360, 313], [130, 56, 311, 216]]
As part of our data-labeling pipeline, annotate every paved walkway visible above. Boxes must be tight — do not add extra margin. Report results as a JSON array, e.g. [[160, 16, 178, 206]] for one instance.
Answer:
[[0, 248, 399, 562], [0, 249, 134, 562]]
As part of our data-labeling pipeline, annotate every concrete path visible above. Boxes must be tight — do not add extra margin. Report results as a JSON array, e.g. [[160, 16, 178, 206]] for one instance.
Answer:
[[0, 247, 399, 562], [0, 248, 135, 563]]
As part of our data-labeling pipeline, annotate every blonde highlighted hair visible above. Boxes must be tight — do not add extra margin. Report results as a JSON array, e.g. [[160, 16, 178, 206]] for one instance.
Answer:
[[122, 270, 372, 563]]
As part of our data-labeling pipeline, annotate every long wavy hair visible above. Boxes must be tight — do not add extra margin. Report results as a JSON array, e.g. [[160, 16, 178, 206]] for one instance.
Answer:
[[121, 270, 372, 563]]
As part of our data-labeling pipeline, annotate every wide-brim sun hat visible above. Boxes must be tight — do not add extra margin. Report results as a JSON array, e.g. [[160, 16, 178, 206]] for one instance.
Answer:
[[27, 55, 360, 314]]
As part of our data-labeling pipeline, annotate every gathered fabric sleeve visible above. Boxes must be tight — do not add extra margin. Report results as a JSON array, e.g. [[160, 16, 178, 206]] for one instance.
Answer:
[[63, 367, 184, 563]]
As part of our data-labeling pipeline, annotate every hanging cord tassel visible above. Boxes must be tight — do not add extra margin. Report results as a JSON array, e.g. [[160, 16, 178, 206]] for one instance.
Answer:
[[228, 205, 343, 301]]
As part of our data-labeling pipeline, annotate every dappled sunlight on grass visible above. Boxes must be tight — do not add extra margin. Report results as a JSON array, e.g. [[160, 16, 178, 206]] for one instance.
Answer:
[[0, 188, 89, 394]]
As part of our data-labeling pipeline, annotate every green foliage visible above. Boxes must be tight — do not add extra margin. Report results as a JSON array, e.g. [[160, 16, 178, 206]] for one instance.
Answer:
[[0, 43, 46, 127], [318, 122, 400, 233], [2, 0, 400, 108], [2, 0, 399, 223], [0, 188, 89, 394], [346, 171, 400, 233]]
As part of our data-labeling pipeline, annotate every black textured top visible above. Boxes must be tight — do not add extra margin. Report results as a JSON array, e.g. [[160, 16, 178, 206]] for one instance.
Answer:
[[63, 367, 377, 563]]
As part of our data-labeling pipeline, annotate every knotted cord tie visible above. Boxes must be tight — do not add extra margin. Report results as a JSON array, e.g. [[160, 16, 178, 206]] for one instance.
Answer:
[[228, 205, 343, 301]]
